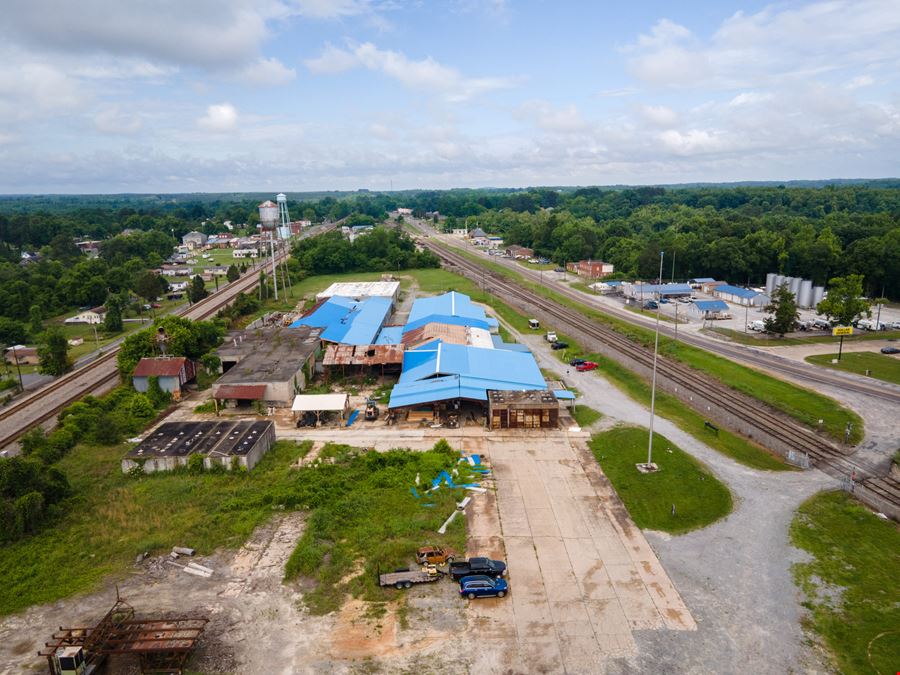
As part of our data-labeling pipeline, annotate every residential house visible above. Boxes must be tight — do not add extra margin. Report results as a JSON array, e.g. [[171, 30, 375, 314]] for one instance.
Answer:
[[182, 231, 208, 250], [64, 306, 107, 325], [505, 245, 533, 259], [4, 345, 38, 365]]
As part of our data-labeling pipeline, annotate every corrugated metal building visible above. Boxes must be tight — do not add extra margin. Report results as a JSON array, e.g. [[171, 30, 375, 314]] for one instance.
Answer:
[[290, 295, 392, 345], [712, 284, 770, 307], [404, 291, 499, 334], [690, 299, 731, 320]]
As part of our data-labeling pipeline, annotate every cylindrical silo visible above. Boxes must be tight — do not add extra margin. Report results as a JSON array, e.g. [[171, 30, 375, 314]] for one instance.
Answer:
[[258, 200, 278, 230], [774, 274, 786, 290], [812, 286, 825, 307], [798, 279, 813, 308], [789, 276, 802, 297], [765, 273, 777, 295]]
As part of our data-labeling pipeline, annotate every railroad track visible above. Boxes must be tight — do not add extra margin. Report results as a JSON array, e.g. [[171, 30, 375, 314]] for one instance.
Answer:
[[421, 237, 900, 513], [0, 250, 288, 450]]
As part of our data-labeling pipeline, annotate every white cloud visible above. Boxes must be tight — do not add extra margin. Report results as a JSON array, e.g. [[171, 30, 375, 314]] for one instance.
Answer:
[[638, 104, 679, 127], [0, 61, 86, 122], [626, 1, 900, 89], [845, 74, 875, 90], [305, 42, 516, 101], [197, 103, 239, 132], [94, 106, 143, 134], [288, 0, 372, 19], [517, 101, 589, 134], [233, 57, 296, 86], [305, 43, 360, 74]]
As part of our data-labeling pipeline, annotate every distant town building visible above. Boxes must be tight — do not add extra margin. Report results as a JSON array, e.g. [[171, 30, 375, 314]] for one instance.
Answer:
[[232, 248, 259, 259], [468, 227, 489, 246], [397, 208, 413, 216], [712, 284, 770, 307], [159, 264, 192, 277], [566, 260, 615, 279], [64, 306, 107, 325], [505, 245, 533, 259], [182, 231, 208, 250], [4, 345, 38, 365], [75, 240, 101, 258]]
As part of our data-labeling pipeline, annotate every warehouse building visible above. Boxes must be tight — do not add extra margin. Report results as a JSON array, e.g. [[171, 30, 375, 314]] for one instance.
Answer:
[[712, 284, 770, 307], [623, 282, 693, 300], [213, 326, 321, 407], [132, 357, 197, 400], [122, 420, 276, 473], [690, 300, 731, 321], [404, 291, 499, 334], [315, 280, 400, 305], [487, 390, 559, 429], [290, 296, 392, 345]]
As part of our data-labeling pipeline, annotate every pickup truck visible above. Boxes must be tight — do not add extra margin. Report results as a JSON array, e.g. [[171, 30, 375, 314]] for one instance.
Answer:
[[449, 557, 507, 581], [545, 331, 558, 342]]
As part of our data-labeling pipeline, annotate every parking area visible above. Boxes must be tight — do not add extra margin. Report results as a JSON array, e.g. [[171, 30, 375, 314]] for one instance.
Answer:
[[462, 434, 695, 673]]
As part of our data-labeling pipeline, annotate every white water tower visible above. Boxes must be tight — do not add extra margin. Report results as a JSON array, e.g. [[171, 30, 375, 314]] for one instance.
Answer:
[[276, 193, 291, 240]]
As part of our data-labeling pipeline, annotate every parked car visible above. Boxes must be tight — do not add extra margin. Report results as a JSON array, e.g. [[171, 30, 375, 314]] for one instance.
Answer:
[[449, 557, 507, 581], [747, 320, 766, 332], [643, 301, 658, 310], [459, 575, 508, 600], [151, 303, 162, 308], [812, 319, 831, 330], [416, 546, 456, 565], [551, 341, 569, 350], [570, 358, 585, 366], [545, 331, 558, 342], [658, 298, 670, 304], [881, 346, 900, 355], [678, 297, 692, 304], [576, 361, 598, 372], [554, 267, 566, 273], [892, 321, 900, 330]]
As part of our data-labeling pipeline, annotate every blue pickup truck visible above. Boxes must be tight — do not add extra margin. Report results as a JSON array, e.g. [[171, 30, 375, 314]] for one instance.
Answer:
[[459, 575, 509, 599]]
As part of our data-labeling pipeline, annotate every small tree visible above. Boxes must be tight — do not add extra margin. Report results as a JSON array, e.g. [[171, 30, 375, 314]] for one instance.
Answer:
[[816, 274, 872, 326], [103, 295, 124, 333], [29, 305, 43, 336], [258, 270, 269, 301], [37, 327, 72, 376], [226, 264, 240, 282], [134, 270, 164, 304], [188, 275, 209, 303], [763, 284, 799, 336]]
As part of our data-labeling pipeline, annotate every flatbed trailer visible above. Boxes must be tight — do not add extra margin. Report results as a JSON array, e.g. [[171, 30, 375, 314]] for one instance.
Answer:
[[378, 566, 444, 589]]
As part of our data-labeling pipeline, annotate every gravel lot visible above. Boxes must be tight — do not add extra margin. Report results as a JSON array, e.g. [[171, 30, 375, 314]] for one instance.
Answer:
[[514, 326, 838, 674]]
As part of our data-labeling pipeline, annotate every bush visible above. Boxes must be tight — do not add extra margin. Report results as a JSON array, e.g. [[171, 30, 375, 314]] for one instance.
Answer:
[[187, 453, 205, 475]]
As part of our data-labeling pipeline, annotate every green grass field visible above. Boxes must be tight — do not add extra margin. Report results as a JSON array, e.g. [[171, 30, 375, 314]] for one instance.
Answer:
[[805, 351, 900, 385], [790, 491, 900, 675], [571, 404, 602, 428], [450, 245, 863, 445], [706, 326, 900, 346], [589, 426, 732, 534]]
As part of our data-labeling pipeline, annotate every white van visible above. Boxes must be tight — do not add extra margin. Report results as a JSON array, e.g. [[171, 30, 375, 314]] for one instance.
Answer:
[[528, 319, 540, 330], [747, 320, 765, 332]]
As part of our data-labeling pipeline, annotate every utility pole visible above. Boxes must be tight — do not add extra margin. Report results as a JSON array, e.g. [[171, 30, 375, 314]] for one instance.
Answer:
[[640, 250, 665, 473]]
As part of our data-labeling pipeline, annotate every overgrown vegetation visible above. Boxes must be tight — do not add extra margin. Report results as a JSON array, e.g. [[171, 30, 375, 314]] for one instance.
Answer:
[[292, 227, 439, 275], [116, 315, 224, 376], [284, 439, 474, 614], [790, 491, 900, 675], [589, 426, 733, 534]]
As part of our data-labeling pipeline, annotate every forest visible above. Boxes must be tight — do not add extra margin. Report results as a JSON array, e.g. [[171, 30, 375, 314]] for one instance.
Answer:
[[0, 181, 897, 304]]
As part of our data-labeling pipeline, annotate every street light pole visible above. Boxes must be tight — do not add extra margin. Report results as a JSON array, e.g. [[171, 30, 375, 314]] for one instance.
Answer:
[[641, 250, 665, 472]]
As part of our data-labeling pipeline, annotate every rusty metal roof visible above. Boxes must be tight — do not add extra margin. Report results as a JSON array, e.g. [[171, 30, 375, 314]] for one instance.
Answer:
[[401, 323, 468, 348], [322, 343, 404, 366], [133, 357, 188, 377], [214, 384, 267, 400]]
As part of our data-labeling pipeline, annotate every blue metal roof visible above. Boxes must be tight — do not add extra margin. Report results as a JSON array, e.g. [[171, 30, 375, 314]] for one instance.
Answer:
[[389, 341, 546, 408], [693, 300, 729, 312], [689, 277, 716, 283], [714, 284, 762, 299], [553, 390, 576, 400], [491, 335, 532, 352], [641, 283, 693, 296], [290, 295, 391, 345], [604, 280, 623, 286], [374, 326, 403, 345], [407, 291, 493, 326]]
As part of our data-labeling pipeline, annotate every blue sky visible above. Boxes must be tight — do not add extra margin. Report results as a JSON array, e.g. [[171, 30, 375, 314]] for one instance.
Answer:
[[0, 0, 898, 193]]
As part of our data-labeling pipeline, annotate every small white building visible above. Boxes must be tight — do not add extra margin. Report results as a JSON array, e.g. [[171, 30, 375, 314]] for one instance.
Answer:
[[233, 248, 259, 259], [316, 281, 401, 304], [451, 228, 468, 237], [397, 208, 413, 216], [64, 306, 107, 325]]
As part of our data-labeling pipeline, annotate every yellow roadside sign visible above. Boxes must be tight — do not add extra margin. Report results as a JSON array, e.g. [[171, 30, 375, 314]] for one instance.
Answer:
[[832, 326, 853, 336]]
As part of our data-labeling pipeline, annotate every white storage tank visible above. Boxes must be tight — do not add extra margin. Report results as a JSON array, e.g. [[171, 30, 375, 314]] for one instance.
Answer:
[[775, 274, 786, 290], [812, 286, 825, 307], [798, 279, 813, 308], [789, 276, 802, 296], [765, 272, 777, 295], [258, 200, 278, 230]]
